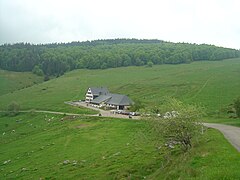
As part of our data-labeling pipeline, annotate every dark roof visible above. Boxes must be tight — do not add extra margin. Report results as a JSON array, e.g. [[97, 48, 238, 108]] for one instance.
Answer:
[[89, 87, 109, 96], [91, 95, 112, 104], [92, 93, 133, 106], [107, 93, 133, 106]]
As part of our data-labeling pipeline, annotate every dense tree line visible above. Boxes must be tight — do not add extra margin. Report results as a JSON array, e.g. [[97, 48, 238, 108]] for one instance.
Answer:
[[0, 39, 239, 77]]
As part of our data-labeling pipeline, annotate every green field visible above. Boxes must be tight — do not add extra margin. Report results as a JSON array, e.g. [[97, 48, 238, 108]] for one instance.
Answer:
[[0, 69, 43, 96], [1, 113, 239, 179], [0, 58, 240, 115], [150, 128, 240, 179], [0, 58, 240, 179]]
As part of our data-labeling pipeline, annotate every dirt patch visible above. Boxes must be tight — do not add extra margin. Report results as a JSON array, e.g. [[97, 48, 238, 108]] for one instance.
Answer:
[[76, 124, 90, 129]]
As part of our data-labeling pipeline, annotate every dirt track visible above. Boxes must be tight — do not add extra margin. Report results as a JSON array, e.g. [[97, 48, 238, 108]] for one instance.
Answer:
[[67, 101, 139, 119], [204, 123, 240, 152]]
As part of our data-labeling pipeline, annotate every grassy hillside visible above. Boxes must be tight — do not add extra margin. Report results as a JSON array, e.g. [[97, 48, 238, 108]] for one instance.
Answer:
[[149, 128, 240, 179], [0, 69, 43, 96], [0, 58, 239, 115], [0, 113, 162, 179], [0, 58, 240, 179], [0, 113, 239, 179]]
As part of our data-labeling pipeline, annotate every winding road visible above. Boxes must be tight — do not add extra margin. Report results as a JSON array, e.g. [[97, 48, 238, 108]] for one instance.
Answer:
[[204, 123, 240, 152]]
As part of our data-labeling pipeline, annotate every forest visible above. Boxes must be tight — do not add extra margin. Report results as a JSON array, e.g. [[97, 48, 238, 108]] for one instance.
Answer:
[[0, 39, 239, 77]]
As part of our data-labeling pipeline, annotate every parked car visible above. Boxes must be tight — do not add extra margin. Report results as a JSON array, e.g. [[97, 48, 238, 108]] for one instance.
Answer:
[[129, 112, 140, 116]]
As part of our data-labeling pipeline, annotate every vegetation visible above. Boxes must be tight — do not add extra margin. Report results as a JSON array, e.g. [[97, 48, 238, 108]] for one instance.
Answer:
[[0, 69, 43, 95], [234, 97, 240, 117], [0, 58, 239, 116], [0, 113, 239, 179], [203, 117, 240, 127], [32, 65, 44, 76], [7, 101, 20, 116], [0, 113, 162, 179], [149, 128, 240, 179], [146, 99, 204, 151], [0, 39, 239, 76], [0, 53, 239, 178]]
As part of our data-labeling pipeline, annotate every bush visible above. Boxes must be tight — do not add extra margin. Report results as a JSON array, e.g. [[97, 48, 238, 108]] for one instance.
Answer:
[[234, 97, 240, 117], [32, 65, 44, 76], [7, 101, 20, 116], [146, 98, 204, 152], [146, 61, 154, 67]]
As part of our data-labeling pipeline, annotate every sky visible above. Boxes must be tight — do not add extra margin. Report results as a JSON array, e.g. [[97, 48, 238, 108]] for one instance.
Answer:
[[0, 0, 239, 49]]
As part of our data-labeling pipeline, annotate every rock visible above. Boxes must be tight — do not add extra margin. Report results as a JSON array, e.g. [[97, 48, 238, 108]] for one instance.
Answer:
[[21, 168, 27, 171], [113, 152, 121, 156], [3, 160, 11, 165], [63, 160, 70, 165], [72, 160, 78, 166]]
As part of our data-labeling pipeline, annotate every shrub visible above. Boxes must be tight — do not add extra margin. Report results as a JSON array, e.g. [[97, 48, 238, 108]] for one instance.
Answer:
[[146, 98, 204, 152], [146, 61, 154, 67], [7, 101, 20, 116], [234, 97, 240, 117], [32, 65, 44, 76]]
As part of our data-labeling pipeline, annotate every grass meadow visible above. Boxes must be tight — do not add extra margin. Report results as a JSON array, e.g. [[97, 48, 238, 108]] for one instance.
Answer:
[[0, 70, 43, 96], [0, 113, 239, 179], [0, 58, 240, 116], [0, 58, 240, 179]]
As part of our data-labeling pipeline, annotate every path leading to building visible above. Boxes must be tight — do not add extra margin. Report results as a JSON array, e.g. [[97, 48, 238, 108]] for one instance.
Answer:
[[204, 123, 240, 152], [0, 101, 138, 120], [65, 101, 139, 119]]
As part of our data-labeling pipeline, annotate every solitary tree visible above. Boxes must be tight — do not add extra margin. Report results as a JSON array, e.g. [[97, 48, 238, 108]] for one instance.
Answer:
[[234, 97, 240, 118], [146, 61, 154, 67], [146, 98, 204, 151], [32, 65, 44, 76], [7, 101, 20, 116]]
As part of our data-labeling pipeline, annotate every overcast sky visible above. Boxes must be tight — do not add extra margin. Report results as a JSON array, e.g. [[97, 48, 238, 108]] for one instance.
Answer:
[[0, 0, 239, 49]]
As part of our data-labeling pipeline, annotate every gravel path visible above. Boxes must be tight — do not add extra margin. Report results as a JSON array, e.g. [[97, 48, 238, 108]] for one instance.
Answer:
[[204, 123, 240, 152], [0, 101, 139, 120], [66, 101, 140, 119]]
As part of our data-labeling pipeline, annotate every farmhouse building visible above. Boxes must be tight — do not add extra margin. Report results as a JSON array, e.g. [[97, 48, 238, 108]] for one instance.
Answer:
[[85, 87, 133, 110]]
